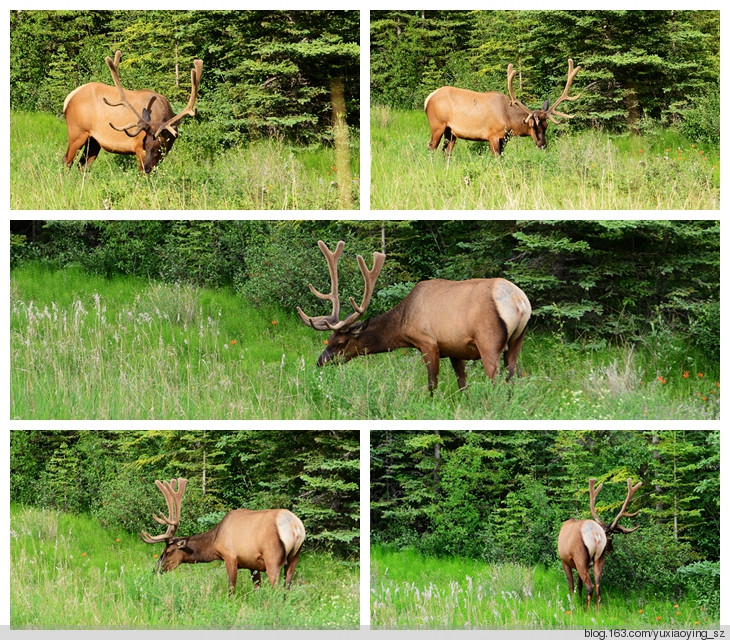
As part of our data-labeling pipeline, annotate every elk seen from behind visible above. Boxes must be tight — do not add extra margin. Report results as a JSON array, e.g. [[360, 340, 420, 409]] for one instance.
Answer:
[[425, 59, 581, 156], [140, 478, 305, 593], [63, 50, 202, 173], [557, 478, 643, 609], [297, 240, 531, 392]]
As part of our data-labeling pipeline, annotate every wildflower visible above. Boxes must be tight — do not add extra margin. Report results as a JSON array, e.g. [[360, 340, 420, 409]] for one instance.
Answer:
[[657, 616, 661, 622], [331, 165, 338, 172], [716, 382, 720, 389], [565, 610, 571, 616], [231, 339, 237, 346], [271, 320, 278, 326], [697, 372, 704, 378], [676, 611, 681, 616], [638, 609, 644, 614], [683, 371, 690, 379], [673, 604, 680, 609], [323, 339, 329, 345], [657, 376, 666, 384], [116, 538, 121, 543], [81, 552, 87, 557]]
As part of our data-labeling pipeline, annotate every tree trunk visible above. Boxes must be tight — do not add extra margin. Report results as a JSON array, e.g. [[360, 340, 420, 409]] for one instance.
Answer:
[[330, 77, 353, 209]]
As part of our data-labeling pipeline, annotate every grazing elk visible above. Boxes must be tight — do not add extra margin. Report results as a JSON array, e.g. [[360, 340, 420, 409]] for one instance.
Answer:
[[557, 478, 643, 609], [425, 59, 581, 156], [63, 50, 202, 173], [140, 478, 305, 593], [297, 240, 531, 392]]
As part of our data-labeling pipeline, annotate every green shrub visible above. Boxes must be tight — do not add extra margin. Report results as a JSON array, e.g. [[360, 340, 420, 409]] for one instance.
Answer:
[[680, 86, 720, 147], [676, 561, 719, 617]]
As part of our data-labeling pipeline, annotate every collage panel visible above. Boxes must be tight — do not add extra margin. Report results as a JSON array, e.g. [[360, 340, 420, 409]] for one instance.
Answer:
[[9, 429, 360, 629], [9, 10, 360, 210], [9, 220, 720, 421], [370, 429, 720, 630], [370, 10, 719, 211]]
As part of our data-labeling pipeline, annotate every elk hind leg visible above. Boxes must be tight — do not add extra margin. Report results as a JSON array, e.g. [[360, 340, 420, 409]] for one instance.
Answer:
[[63, 131, 89, 168], [428, 123, 446, 151], [449, 357, 467, 390], [475, 329, 508, 381], [503, 327, 527, 382], [443, 128, 456, 155], [561, 562, 575, 594], [284, 549, 302, 589], [79, 137, 101, 168]]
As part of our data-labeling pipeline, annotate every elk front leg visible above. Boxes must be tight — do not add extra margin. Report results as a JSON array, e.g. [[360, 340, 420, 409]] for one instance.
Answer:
[[420, 344, 441, 392], [223, 557, 239, 594]]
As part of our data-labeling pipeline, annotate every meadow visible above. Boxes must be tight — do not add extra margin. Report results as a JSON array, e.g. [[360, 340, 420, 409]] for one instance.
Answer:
[[10, 263, 720, 420], [10, 504, 359, 629], [371, 107, 720, 210], [10, 111, 359, 210], [370, 546, 718, 630]]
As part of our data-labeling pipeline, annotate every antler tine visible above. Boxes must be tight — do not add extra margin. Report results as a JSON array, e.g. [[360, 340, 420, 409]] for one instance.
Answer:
[[103, 50, 146, 124], [326, 250, 386, 331], [297, 240, 345, 331], [547, 58, 582, 124], [588, 478, 607, 527], [139, 477, 187, 544], [158, 58, 204, 138], [608, 478, 642, 532], [507, 63, 534, 121]]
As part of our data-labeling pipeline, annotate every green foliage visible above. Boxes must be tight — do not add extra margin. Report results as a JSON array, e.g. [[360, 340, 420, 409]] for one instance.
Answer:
[[680, 85, 720, 146], [676, 561, 720, 617]]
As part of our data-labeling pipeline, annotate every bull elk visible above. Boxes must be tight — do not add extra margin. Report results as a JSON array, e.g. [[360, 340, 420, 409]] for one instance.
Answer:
[[63, 50, 202, 173], [557, 478, 643, 609], [425, 59, 581, 156], [140, 478, 305, 593], [297, 240, 531, 392]]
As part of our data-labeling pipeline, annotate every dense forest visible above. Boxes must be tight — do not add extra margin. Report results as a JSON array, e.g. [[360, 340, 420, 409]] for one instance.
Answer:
[[10, 219, 720, 359], [10, 10, 359, 146], [371, 10, 719, 143], [371, 430, 719, 612], [9, 430, 360, 557]]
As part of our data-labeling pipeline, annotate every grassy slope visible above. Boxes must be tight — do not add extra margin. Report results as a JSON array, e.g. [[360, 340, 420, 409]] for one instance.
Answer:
[[371, 546, 717, 629], [10, 111, 359, 210], [371, 107, 720, 210], [10, 264, 720, 420], [10, 504, 359, 629]]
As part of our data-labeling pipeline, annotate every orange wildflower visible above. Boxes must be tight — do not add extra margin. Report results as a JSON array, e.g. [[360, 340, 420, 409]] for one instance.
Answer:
[[657, 376, 666, 384], [683, 371, 690, 379], [231, 339, 237, 345], [697, 372, 704, 378]]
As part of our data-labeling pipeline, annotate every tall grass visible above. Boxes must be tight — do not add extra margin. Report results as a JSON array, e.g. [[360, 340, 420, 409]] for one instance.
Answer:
[[10, 263, 719, 420], [10, 111, 359, 209], [371, 546, 718, 629], [371, 107, 719, 210], [10, 504, 359, 629]]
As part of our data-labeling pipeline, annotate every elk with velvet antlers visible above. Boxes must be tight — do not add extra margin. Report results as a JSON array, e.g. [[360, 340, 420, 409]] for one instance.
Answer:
[[63, 50, 202, 173], [140, 478, 305, 593], [425, 59, 582, 156], [557, 478, 643, 609], [297, 240, 531, 392]]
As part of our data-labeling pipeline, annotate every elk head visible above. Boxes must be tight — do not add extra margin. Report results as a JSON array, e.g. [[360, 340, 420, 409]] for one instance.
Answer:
[[139, 477, 188, 572], [104, 51, 202, 172], [507, 58, 582, 149], [297, 240, 386, 366], [558, 477, 643, 609]]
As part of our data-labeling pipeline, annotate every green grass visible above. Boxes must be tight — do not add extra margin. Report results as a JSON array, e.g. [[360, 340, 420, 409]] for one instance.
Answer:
[[371, 546, 718, 629], [10, 263, 719, 419], [10, 504, 358, 629], [10, 111, 359, 209], [371, 107, 719, 209]]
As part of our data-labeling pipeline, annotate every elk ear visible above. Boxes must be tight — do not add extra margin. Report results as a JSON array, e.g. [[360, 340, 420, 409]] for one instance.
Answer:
[[542, 99, 550, 111], [350, 319, 370, 336]]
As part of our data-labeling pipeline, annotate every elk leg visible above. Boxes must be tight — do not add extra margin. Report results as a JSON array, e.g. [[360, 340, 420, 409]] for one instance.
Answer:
[[561, 562, 575, 594], [576, 567, 595, 608], [449, 358, 467, 390], [80, 137, 101, 168], [420, 345, 441, 392], [63, 132, 89, 167], [250, 569, 262, 589], [428, 124, 446, 151], [284, 551, 301, 589], [503, 328, 527, 381], [443, 129, 456, 155], [224, 557, 239, 594]]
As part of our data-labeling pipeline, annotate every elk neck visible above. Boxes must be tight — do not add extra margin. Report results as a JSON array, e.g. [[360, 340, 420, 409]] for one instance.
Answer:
[[178, 524, 224, 563], [354, 305, 410, 354]]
